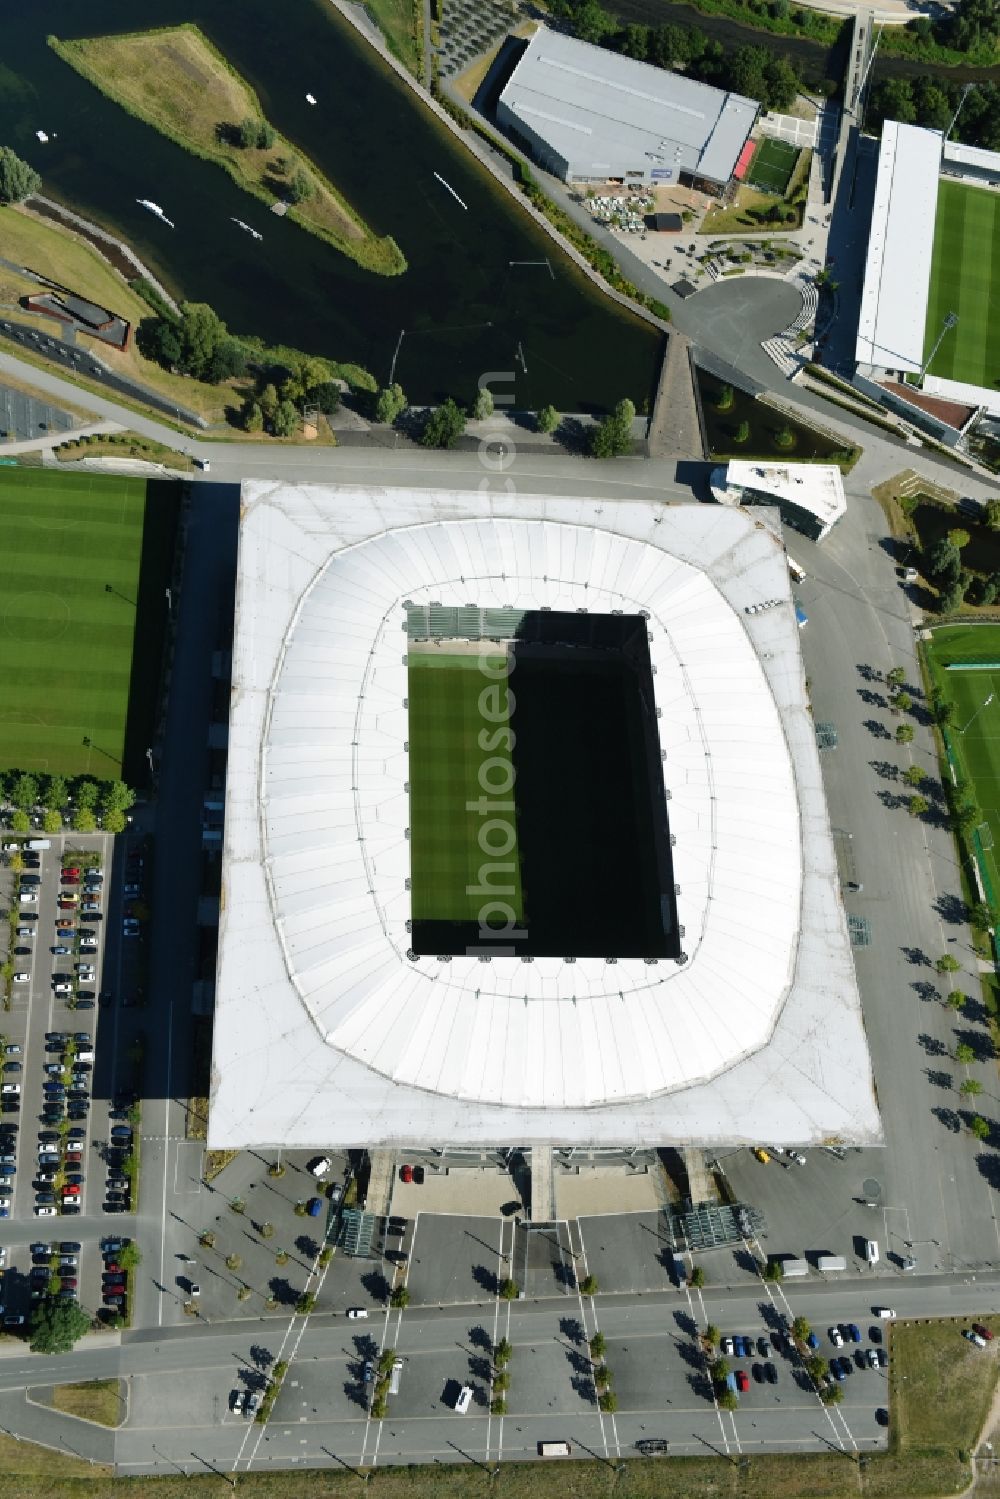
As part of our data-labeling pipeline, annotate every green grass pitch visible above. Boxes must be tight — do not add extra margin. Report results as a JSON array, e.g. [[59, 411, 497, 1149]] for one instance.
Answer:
[[747, 137, 798, 195], [0, 467, 148, 777], [924, 180, 1000, 389], [924, 623, 1000, 907], [407, 651, 523, 925]]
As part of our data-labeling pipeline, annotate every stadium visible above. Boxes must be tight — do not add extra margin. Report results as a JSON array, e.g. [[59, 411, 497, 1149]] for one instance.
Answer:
[[855, 119, 1000, 415], [209, 484, 880, 1152]]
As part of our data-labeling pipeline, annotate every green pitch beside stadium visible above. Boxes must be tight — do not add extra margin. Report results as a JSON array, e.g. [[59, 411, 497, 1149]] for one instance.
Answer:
[[924, 623, 1000, 908], [924, 180, 1000, 390], [747, 137, 798, 195], [0, 467, 150, 778], [407, 652, 524, 925]]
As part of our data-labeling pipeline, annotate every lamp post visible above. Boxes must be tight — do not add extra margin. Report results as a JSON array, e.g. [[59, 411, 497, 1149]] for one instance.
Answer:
[[960, 692, 994, 735], [920, 311, 958, 382]]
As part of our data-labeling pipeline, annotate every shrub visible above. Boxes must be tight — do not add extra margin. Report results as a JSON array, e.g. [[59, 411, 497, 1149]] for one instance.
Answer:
[[390, 1285, 410, 1309], [598, 1391, 618, 1413], [499, 1278, 519, 1301], [490, 1396, 507, 1415], [579, 1274, 599, 1297], [226, 1254, 242, 1272], [536, 403, 559, 434]]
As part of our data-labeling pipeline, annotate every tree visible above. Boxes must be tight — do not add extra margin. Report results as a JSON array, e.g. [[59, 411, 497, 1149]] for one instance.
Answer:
[[689, 1265, 705, 1288], [902, 765, 926, 787], [42, 809, 62, 834], [589, 1331, 606, 1360], [792, 1316, 811, 1342], [490, 1396, 507, 1415], [574, 0, 615, 43], [492, 1369, 510, 1392], [940, 581, 967, 613], [948, 528, 971, 551], [494, 1337, 513, 1365], [226, 1253, 242, 1271], [955, 1042, 976, 1064], [968, 900, 993, 929], [926, 537, 961, 582], [970, 1114, 991, 1140], [390, 1285, 410, 1309], [763, 1258, 784, 1282], [908, 794, 929, 818], [473, 387, 494, 420], [871, 77, 917, 127], [896, 724, 915, 744], [598, 1390, 619, 1413], [589, 397, 635, 459], [72, 808, 96, 833], [10, 811, 29, 833], [288, 169, 314, 204], [10, 773, 37, 811], [936, 953, 961, 974], [118, 1242, 141, 1271], [734, 419, 750, 444], [717, 1389, 738, 1411], [886, 666, 906, 689], [805, 1355, 828, 1383], [295, 1293, 317, 1315], [371, 1394, 388, 1419], [821, 1382, 844, 1404], [894, 690, 913, 713], [704, 1324, 720, 1347], [714, 1356, 730, 1380], [499, 1278, 519, 1301], [536, 404, 559, 434], [0, 147, 40, 204], [101, 781, 135, 815], [987, 499, 1000, 531], [932, 694, 957, 726], [716, 383, 734, 411], [580, 1274, 599, 1297], [42, 774, 68, 809], [375, 384, 407, 424], [421, 399, 466, 450], [238, 1286, 252, 1301], [243, 401, 264, 433], [74, 777, 99, 810], [238, 117, 259, 148], [30, 1297, 90, 1354], [259, 383, 280, 421], [103, 807, 126, 835], [257, 122, 276, 150], [310, 382, 341, 415], [961, 1077, 984, 1097], [271, 399, 299, 438]]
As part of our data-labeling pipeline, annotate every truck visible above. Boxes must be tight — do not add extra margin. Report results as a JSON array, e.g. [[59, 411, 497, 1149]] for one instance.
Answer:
[[389, 1358, 403, 1395], [27, 839, 51, 851], [816, 1254, 847, 1273], [781, 1257, 810, 1278], [538, 1442, 572, 1457]]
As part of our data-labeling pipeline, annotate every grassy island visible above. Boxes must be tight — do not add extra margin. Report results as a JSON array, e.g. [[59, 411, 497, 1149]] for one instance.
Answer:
[[49, 25, 406, 277]]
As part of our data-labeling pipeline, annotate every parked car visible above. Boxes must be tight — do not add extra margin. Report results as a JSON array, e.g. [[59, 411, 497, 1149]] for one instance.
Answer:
[[973, 1324, 994, 1341], [965, 1330, 988, 1348], [735, 1370, 749, 1393], [346, 1307, 369, 1320]]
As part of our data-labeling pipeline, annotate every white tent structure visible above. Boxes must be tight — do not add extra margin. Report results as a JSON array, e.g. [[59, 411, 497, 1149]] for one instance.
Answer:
[[210, 483, 880, 1150]]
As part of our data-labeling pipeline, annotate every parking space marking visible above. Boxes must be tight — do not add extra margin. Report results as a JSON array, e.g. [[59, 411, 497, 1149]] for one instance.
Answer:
[[567, 1218, 615, 1459], [680, 1249, 732, 1456]]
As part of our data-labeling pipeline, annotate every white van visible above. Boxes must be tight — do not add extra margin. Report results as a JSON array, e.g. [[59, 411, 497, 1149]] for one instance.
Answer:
[[454, 1384, 473, 1414], [538, 1441, 572, 1457], [388, 1358, 403, 1396], [865, 1239, 880, 1265], [27, 840, 51, 851], [787, 556, 806, 583]]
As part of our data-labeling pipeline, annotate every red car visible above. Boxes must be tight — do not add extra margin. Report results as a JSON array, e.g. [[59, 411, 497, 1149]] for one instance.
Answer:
[[735, 1370, 749, 1393], [400, 1164, 413, 1183], [61, 868, 80, 880], [973, 1323, 995, 1341], [103, 1262, 121, 1274], [62, 1184, 81, 1196]]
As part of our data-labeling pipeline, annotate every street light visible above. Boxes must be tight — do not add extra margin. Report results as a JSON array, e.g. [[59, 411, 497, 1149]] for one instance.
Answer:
[[960, 692, 994, 735]]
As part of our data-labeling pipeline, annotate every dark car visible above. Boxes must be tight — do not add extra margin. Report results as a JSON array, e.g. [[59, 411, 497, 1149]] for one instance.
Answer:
[[847, 1323, 862, 1344], [751, 1363, 764, 1383], [74, 999, 95, 1010], [973, 1324, 995, 1342], [104, 1202, 127, 1213], [756, 1336, 770, 1358], [764, 1362, 778, 1384], [876, 1408, 889, 1427], [870, 1325, 883, 1344]]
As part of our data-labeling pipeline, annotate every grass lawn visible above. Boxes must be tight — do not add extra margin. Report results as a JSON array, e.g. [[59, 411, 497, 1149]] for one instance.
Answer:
[[924, 180, 1000, 389], [50, 26, 404, 276], [0, 467, 177, 782], [747, 136, 799, 194], [366, 0, 422, 77], [49, 1379, 124, 1427], [699, 183, 802, 236], [924, 622, 1000, 907], [407, 651, 523, 924], [0, 206, 236, 426], [891, 1315, 1000, 1455]]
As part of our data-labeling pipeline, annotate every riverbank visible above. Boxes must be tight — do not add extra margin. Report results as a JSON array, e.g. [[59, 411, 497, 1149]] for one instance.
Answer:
[[48, 24, 407, 277]]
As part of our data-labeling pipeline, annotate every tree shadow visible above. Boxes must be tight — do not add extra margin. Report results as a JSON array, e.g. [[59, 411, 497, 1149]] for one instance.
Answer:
[[675, 1337, 707, 1373], [932, 1105, 961, 1133], [732, 1247, 758, 1275], [912, 980, 941, 1002], [295, 1235, 320, 1258], [976, 1151, 1000, 1189], [553, 1259, 577, 1291], [877, 788, 907, 811], [856, 663, 884, 683], [869, 759, 899, 781], [343, 1380, 369, 1410], [571, 1374, 597, 1403], [360, 1269, 390, 1303], [953, 1026, 995, 1063], [858, 688, 888, 708], [559, 1316, 584, 1345], [468, 1353, 493, 1383], [924, 1069, 954, 1090], [863, 719, 893, 741], [686, 1370, 715, 1403], [564, 1347, 592, 1377], [472, 1264, 499, 1296], [267, 1277, 299, 1306], [673, 1309, 698, 1339], [249, 1344, 273, 1370], [918, 1033, 948, 1057], [903, 946, 932, 967], [468, 1324, 494, 1351]]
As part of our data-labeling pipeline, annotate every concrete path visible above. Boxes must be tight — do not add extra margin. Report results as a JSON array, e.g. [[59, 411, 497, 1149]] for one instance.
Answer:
[[0, 419, 122, 456]]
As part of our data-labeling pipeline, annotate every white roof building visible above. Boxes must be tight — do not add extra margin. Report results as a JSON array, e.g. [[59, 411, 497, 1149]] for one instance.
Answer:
[[209, 483, 880, 1151], [496, 27, 757, 187], [855, 119, 941, 373], [710, 461, 846, 541]]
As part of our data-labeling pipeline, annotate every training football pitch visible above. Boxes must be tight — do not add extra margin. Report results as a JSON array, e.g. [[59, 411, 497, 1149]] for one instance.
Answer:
[[747, 137, 798, 195], [924, 623, 1000, 907], [407, 651, 523, 926], [0, 467, 154, 778], [924, 180, 1000, 390]]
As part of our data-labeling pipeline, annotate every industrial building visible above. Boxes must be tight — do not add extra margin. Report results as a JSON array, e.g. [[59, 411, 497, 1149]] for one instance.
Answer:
[[209, 483, 879, 1153], [496, 28, 758, 190]]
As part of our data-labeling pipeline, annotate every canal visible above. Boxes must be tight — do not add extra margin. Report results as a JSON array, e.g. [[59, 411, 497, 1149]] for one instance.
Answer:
[[2, 0, 662, 410]]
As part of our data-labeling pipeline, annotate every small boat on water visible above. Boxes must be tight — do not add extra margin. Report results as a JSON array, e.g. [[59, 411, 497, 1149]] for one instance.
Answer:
[[35, 130, 49, 144], [137, 199, 176, 229], [305, 93, 317, 105], [231, 217, 263, 242]]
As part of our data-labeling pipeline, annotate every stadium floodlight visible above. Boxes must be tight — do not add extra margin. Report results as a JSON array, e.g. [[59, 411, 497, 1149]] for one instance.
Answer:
[[920, 311, 958, 382], [946, 83, 976, 142]]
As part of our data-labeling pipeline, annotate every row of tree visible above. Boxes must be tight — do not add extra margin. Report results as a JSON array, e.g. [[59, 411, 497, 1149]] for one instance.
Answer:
[[0, 146, 40, 205], [870, 77, 1000, 151], [137, 302, 248, 386], [922, 523, 1000, 612], [0, 772, 134, 835], [547, 0, 803, 111]]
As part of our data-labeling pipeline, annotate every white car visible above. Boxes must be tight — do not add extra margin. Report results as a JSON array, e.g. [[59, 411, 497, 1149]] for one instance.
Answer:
[[34, 1206, 56, 1217], [829, 1326, 844, 1347], [788, 1151, 806, 1166], [12, 973, 29, 984], [53, 983, 71, 995], [346, 1307, 369, 1320], [875, 1307, 896, 1320], [19, 891, 37, 903], [308, 1156, 332, 1179], [1, 1085, 20, 1096], [865, 1239, 880, 1265]]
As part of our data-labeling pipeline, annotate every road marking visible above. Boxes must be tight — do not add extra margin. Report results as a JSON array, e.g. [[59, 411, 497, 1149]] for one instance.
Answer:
[[567, 1217, 617, 1459]]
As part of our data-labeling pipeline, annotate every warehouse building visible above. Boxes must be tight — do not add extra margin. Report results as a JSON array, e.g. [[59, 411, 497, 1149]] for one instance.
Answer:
[[496, 28, 758, 190]]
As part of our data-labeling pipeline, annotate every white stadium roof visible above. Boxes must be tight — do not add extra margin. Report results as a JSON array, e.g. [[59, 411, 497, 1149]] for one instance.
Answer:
[[856, 119, 942, 372], [210, 484, 880, 1150]]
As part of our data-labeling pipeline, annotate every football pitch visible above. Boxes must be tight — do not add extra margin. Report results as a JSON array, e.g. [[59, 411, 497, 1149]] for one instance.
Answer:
[[747, 137, 798, 195], [407, 651, 524, 926], [0, 467, 160, 779], [924, 623, 1000, 908], [924, 180, 1000, 390]]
